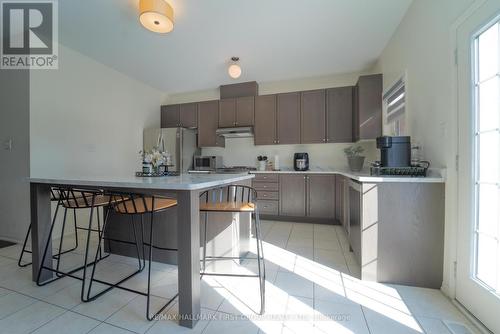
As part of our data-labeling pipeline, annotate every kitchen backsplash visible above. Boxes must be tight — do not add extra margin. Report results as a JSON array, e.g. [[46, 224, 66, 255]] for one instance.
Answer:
[[201, 138, 379, 169]]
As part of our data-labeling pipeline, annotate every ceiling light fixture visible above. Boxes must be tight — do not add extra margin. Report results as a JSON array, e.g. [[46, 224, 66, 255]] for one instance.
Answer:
[[228, 57, 242, 79], [139, 0, 174, 34]]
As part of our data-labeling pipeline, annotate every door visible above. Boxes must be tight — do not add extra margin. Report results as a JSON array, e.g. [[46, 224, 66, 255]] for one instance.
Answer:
[[279, 174, 306, 216], [277, 92, 301, 144], [301, 90, 326, 144], [307, 175, 335, 219], [254, 95, 277, 145], [161, 104, 180, 128], [236, 96, 255, 126], [219, 98, 236, 127], [198, 101, 224, 147], [180, 103, 198, 128], [456, 2, 500, 332], [327, 87, 353, 143]]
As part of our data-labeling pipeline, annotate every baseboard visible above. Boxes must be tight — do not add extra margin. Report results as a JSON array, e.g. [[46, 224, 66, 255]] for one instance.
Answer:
[[260, 215, 340, 225], [451, 299, 493, 334]]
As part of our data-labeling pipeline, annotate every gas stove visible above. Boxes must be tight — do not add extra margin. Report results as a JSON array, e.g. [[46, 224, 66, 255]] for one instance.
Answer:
[[189, 166, 256, 174]]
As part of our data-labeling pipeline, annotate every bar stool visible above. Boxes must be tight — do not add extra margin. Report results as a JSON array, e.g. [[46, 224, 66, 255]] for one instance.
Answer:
[[36, 187, 141, 303], [18, 188, 79, 268], [86, 193, 178, 321], [200, 185, 266, 314]]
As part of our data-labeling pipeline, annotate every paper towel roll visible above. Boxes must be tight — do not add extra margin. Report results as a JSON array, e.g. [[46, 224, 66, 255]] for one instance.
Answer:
[[274, 155, 280, 170]]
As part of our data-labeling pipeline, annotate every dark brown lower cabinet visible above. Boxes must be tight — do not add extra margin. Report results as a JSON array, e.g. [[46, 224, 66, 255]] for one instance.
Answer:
[[279, 174, 335, 221], [307, 175, 335, 219], [279, 174, 306, 217]]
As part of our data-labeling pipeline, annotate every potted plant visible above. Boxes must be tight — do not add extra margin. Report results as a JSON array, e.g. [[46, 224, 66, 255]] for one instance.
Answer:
[[344, 145, 365, 172], [139, 146, 170, 174]]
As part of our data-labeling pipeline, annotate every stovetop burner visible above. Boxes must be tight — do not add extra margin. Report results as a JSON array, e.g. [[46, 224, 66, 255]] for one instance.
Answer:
[[370, 161, 430, 177]]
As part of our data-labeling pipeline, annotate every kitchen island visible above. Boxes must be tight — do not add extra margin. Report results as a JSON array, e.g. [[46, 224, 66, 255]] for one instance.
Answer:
[[29, 173, 254, 328]]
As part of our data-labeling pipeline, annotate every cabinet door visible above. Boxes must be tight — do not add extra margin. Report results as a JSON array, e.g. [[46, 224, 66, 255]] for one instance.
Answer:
[[352, 85, 360, 142], [219, 98, 236, 128], [335, 176, 344, 222], [327, 87, 353, 143], [279, 174, 306, 216], [198, 101, 224, 147], [301, 90, 326, 144], [161, 105, 180, 128], [236, 96, 255, 126], [357, 74, 382, 140], [254, 95, 277, 145], [348, 182, 362, 263], [277, 92, 301, 144], [307, 175, 336, 219], [180, 103, 198, 128]]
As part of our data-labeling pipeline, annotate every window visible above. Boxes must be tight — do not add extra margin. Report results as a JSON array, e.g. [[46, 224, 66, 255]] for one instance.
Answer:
[[473, 19, 500, 293], [383, 75, 406, 136]]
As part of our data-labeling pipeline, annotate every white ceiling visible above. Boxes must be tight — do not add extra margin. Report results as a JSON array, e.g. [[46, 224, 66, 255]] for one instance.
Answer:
[[58, 0, 412, 93]]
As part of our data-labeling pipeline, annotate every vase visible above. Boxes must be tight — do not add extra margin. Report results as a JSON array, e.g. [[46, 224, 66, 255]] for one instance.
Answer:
[[347, 156, 365, 172]]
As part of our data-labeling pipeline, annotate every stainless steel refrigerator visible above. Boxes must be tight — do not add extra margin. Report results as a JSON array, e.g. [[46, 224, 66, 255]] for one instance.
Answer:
[[143, 128, 199, 173]]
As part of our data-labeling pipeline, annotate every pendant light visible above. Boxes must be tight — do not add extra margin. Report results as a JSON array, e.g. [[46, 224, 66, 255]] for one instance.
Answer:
[[139, 0, 174, 34], [228, 57, 242, 79]]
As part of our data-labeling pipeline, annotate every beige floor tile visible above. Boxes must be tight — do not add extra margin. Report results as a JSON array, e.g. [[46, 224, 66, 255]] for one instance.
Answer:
[[30, 310, 100, 334], [0, 300, 65, 334]]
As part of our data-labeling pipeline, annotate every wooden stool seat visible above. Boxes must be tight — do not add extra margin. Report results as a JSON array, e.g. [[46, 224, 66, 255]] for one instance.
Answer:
[[200, 201, 255, 212], [114, 197, 177, 214]]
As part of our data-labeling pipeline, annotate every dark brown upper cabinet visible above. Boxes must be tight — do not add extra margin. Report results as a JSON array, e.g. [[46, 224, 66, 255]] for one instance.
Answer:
[[353, 74, 382, 141], [198, 100, 224, 148], [307, 175, 335, 219], [161, 103, 198, 128], [218, 96, 255, 128], [161, 104, 180, 128], [277, 92, 301, 145], [179, 103, 198, 128], [301, 89, 326, 144], [326, 86, 353, 143], [254, 95, 277, 145]]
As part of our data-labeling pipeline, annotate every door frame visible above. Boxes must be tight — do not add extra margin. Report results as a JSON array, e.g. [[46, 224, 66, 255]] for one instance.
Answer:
[[455, 1, 500, 332]]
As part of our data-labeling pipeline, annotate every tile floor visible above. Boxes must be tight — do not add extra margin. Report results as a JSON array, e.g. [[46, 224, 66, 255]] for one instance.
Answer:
[[0, 220, 480, 334]]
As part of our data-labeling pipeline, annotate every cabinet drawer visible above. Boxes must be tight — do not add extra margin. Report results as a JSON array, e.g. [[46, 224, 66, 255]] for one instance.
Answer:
[[256, 191, 279, 200], [253, 174, 279, 183], [256, 200, 279, 215], [253, 182, 279, 192]]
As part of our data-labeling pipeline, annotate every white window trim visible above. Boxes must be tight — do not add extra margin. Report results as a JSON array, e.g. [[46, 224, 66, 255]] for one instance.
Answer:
[[383, 72, 408, 136]]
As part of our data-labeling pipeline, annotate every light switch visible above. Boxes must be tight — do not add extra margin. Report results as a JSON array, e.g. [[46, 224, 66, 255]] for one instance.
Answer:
[[3, 138, 12, 151]]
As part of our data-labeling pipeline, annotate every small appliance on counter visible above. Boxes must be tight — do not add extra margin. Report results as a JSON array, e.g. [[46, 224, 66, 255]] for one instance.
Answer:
[[294, 153, 309, 171], [193, 155, 223, 171], [371, 136, 429, 176]]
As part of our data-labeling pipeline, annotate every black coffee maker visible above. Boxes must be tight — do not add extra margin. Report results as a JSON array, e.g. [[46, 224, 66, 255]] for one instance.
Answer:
[[376, 136, 411, 167], [294, 153, 309, 171]]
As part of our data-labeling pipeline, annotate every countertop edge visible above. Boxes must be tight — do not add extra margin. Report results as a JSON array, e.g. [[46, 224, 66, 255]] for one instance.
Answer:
[[249, 169, 445, 183], [28, 174, 255, 190]]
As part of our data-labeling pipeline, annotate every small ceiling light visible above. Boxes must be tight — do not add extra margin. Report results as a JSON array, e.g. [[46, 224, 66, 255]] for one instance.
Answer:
[[228, 57, 242, 79], [139, 0, 174, 34]]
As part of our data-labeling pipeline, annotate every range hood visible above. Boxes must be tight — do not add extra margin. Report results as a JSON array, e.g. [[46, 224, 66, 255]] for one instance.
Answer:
[[216, 126, 254, 138]]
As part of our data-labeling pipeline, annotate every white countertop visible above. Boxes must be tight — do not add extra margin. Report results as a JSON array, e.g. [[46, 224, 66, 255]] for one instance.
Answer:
[[29, 173, 255, 190], [250, 167, 445, 183]]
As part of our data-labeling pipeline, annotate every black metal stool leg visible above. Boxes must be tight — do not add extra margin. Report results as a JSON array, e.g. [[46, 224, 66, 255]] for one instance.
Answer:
[[36, 201, 62, 286], [254, 209, 266, 315], [202, 211, 208, 274], [55, 208, 69, 277], [18, 224, 32, 268]]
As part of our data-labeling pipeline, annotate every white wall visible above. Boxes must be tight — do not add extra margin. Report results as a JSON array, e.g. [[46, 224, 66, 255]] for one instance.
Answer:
[[30, 44, 164, 179], [374, 0, 475, 297], [26, 44, 164, 242], [165, 72, 379, 168]]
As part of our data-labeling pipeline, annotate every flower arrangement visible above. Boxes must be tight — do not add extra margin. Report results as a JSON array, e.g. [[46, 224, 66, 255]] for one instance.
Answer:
[[140, 146, 170, 169]]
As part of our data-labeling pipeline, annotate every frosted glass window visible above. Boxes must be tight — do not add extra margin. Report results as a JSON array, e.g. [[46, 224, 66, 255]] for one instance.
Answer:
[[473, 20, 500, 294]]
